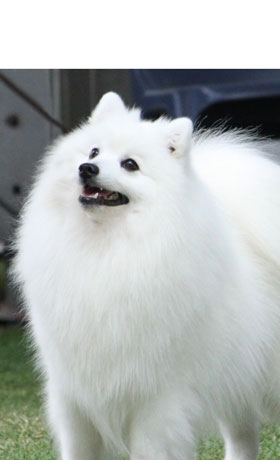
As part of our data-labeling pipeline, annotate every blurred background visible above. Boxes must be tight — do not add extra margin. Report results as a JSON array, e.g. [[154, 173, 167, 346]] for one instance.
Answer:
[[1, 68, 280, 321]]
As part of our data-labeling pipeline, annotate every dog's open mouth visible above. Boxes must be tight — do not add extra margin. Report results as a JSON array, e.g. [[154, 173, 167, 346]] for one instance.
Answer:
[[79, 185, 129, 206]]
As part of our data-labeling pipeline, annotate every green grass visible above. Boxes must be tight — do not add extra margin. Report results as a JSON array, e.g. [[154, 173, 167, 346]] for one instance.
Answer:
[[1, 325, 280, 459], [0, 325, 55, 460]]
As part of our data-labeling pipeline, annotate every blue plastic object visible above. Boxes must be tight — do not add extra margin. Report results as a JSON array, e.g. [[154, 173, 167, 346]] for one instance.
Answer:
[[131, 70, 280, 130]]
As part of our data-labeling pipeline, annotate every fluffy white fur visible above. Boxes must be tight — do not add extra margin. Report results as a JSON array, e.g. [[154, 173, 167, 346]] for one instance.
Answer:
[[13, 92, 280, 460]]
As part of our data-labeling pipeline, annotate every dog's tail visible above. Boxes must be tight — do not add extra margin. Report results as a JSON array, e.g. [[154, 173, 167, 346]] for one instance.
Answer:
[[193, 133, 280, 268]]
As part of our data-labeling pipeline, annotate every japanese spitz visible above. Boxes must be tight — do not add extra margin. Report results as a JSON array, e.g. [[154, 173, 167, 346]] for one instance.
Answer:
[[13, 93, 280, 460]]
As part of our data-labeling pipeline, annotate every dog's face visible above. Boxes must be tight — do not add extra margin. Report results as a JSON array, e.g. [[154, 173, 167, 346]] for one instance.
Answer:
[[46, 93, 193, 219], [77, 123, 156, 210]]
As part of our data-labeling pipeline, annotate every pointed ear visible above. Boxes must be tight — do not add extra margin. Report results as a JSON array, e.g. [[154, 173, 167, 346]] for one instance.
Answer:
[[90, 92, 126, 122], [168, 118, 193, 157]]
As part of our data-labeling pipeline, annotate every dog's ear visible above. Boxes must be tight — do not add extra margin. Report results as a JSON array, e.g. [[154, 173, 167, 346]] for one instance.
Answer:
[[90, 92, 126, 121], [167, 118, 193, 157]]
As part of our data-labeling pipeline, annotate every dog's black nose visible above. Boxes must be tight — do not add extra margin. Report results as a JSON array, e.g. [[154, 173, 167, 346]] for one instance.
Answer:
[[79, 163, 99, 179]]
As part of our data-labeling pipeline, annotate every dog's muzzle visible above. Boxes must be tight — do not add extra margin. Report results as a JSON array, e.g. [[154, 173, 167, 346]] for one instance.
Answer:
[[78, 163, 129, 207]]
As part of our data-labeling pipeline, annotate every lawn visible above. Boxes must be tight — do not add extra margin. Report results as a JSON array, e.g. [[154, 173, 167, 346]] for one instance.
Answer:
[[1, 325, 280, 459]]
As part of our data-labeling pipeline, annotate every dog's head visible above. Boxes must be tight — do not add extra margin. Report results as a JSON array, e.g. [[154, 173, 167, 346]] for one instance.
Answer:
[[45, 93, 193, 222], [78, 93, 193, 212]]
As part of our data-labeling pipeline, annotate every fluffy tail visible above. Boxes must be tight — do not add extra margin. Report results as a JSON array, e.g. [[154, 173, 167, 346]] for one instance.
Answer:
[[193, 132, 280, 268]]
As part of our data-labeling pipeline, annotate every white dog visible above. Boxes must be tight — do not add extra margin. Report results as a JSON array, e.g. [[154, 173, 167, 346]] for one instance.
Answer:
[[13, 92, 280, 460]]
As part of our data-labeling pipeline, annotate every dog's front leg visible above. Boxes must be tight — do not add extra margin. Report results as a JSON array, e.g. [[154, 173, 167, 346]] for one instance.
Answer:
[[47, 383, 102, 460]]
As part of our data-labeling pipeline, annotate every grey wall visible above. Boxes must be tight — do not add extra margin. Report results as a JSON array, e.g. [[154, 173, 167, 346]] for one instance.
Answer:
[[0, 69, 63, 244], [60, 69, 132, 130]]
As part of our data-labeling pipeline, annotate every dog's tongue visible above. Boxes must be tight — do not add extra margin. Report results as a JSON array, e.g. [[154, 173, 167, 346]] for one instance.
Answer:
[[83, 186, 112, 198]]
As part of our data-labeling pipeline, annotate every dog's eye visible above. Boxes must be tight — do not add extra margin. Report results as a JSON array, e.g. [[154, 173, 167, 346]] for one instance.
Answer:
[[121, 158, 139, 172], [89, 148, 99, 159]]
